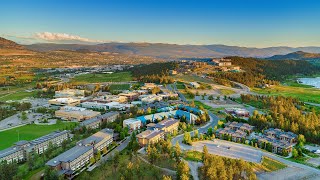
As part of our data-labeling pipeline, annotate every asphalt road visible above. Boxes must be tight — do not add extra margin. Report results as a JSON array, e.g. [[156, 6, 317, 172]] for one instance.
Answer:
[[87, 137, 130, 171]]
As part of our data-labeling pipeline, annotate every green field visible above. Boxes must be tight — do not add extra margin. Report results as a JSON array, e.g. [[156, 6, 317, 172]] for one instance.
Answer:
[[253, 85, 320, 104], [0, 121, 77, 150], [0, 90, 38, 102], [261, 156, 287, 171], [172, 74, 214, 84], [219, 89, 235, 95], [71, 71, 133, 83], [109, 84, 131, 91]]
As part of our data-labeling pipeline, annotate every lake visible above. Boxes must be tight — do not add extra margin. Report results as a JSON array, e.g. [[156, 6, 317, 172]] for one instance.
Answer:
[[298, 77, 320, 88]]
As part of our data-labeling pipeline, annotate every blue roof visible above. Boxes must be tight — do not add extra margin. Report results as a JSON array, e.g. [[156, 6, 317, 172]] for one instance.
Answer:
[[136, 116, 147, 124]]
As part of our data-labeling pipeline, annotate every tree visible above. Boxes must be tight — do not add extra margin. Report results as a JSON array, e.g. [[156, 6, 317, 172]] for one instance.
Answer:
[[162, 175, 172, 180], [208, 95, 214, 100], [146, 107, 152, 114], [297, 134, 306, 148], [43, 167, 59, 180], [111, 151, 120, 173], [146, 145, 159, 164], [194, 130, 199, 139], [183, 132, 192, 145], [176, 161, 190, 180], [292, 148, 299, 158], [207, 127, 213, 136], [21, 111, 28, 121], [174, 142, 181, 162], [203, 145, 209, 161]]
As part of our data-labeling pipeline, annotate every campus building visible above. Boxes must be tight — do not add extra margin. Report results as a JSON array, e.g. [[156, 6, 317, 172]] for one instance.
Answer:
[[77, 128, 113, 152], [49, 98, 81, 107], [81, 101, 108, 110], [136, 130, 165, 146], [80, 112, 119, 129], [46, 145, 94, 178], [123, 118, 142, 130], [55, 106, 101, 121], [147, 119, 179, 134], [0, 131, 70, 164], [55, 89, 85, 98], [28, 130, 69, 154]]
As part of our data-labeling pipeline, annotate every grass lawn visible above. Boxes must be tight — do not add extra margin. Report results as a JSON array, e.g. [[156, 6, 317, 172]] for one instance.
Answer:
[[109, 84, 131, 91], [175, 82, 185, 89], [71, 71, 133, 84], [194, 101, 213, 111], [172, 74, 214, 84], [252, 85, 320, 104], [0, 121, 77, 150], [260, 156, 287, 172], [184, 150, 203, 162], [219, 89, 235, 95], [0, 90, 38, 101]]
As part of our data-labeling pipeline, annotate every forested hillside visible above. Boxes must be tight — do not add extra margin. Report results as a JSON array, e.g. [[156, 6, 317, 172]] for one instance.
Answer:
[[208, 57, 320, 87]]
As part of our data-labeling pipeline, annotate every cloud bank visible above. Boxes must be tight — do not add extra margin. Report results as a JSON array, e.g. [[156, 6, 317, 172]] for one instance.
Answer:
[[34, 32, 104, 43]]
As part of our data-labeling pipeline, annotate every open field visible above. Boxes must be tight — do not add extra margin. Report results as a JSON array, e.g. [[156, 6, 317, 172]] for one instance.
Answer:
[[260, 156, 287, 172], [0, 90, 38, 101], [109, 84, 131, 91], [0, 121, 77, 150], [219, 89, 235, 95], [172, 74, 214, 84], [71, 71, 133, 84], [253, 85, 320, 104]]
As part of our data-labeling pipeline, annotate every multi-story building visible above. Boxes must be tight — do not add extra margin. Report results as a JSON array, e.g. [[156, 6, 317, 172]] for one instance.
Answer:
[[136, 130, 165, 146], [54, 89, 85, 98], [29, 130, 69, 154], [81, 101, 108, 110], [118, 92, 139, 101], [55, 106, 101, 121], [0, 141, 28, 163], [77, 128, 113, 152], [141, 83, 158, 90], [123, 118, 142, 130], [49, 98, 81, 107], [147, 119, 179, 134], [46, 145, 94, 179], [0, 131, 70, 164], [80, 112, 119, 129]]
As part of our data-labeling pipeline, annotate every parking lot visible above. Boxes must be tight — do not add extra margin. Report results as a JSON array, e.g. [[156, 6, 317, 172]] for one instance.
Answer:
[[191, 140, 262, 163]]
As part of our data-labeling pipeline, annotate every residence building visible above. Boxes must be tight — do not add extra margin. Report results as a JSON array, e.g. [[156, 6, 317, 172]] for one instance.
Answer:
[[123, 118, 142, 130], [136, 130, 165, 146]]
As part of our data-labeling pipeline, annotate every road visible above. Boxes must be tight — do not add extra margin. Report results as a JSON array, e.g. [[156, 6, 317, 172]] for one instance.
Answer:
[[87, 137, 130, 171]]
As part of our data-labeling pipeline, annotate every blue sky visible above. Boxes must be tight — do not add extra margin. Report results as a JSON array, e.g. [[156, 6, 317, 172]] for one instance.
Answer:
[[1, 0, 320, 47]]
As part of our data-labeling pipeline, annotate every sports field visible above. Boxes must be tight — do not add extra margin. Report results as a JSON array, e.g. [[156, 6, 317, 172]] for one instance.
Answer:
[[71, 71, 133, 83], [253, 85, 320, 104], [0, 121, 77, 150]]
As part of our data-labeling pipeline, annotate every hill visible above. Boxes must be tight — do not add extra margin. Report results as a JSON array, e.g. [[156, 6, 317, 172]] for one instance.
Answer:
[[267, 51, 320, 60], [0, 37, 34, 55], [25, 42, 320, 58]]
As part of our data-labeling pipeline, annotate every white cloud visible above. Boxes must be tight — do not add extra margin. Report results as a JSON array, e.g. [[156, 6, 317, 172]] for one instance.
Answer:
[[34, 32, 104, 43]]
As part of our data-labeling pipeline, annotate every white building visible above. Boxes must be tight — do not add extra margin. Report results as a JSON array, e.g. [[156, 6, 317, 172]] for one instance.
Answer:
[[48, 98, 80, 107], [190, 82, 200, 89], [55, 89, 85, 98], [123, 118, 142, 130], [81, 101, 108, 110]]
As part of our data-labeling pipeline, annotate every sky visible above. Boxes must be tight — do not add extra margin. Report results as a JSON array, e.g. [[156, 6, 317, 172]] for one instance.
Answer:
[[1, 0, 320, 47]]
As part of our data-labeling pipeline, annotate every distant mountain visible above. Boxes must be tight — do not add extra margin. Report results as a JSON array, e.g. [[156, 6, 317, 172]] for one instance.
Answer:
[[0, 37, 25, 50], [267, 51, 320, 61], [25, 42, 320, 58], [0, 37, 34, 55]]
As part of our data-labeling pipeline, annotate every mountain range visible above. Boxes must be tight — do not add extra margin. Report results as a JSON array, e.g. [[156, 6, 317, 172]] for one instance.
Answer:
[[267, 51, 320, 61], [25, 42, 320, 58], [2, 37, 320, 59]]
